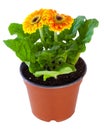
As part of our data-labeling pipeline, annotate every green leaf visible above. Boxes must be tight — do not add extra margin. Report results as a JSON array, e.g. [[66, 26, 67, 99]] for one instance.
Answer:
[[4, 23, 40, 63], [77, 19, 99, 43], [4, 38, 26, 61], [69, 16, 86, 37], [8, 23, 26, 38], [34, 64, 76, 81], [4, 38, 34, 62]]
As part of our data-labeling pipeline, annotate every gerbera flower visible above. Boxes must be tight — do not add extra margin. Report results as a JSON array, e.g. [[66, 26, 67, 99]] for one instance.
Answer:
[[23, 8, 45, 34], [48, 13, 74, 32], [42, 9, 57, 25]]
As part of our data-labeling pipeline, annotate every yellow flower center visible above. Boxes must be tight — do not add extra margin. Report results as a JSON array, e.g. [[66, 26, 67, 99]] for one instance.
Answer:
[[31, 16, 41, 24], [55, 15, 64, 23]]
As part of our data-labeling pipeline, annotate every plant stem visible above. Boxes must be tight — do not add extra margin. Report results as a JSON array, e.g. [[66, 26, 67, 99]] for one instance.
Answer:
[[73, 52, 80, 65], [54, 32, 58, 42], [39, 28, 44, 42]]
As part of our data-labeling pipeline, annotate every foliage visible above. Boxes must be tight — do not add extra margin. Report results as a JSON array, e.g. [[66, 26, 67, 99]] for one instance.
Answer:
[[4, 9, 99, 81]]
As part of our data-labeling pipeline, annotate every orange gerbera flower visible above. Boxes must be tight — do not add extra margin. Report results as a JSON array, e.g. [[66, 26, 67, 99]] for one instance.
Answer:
[[42, 9, 57, 25], [48, 13, 74, 32], [23, 8, 45, 34]]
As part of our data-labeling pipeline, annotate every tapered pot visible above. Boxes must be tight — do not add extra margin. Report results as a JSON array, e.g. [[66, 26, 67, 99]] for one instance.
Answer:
[[20, 58, 87, 122]]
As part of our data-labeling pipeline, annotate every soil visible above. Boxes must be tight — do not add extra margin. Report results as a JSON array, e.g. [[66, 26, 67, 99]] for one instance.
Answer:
[[20, 58, 87, 87]]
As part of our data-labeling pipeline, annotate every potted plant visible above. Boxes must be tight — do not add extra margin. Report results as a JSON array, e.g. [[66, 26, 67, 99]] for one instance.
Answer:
[[4, 8, 99, 122]]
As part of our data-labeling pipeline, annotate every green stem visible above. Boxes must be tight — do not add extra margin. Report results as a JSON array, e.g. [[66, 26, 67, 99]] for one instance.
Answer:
[[73, 52, 80, 65], [39, 28, 44, 42], [54, 32, 58, 42]]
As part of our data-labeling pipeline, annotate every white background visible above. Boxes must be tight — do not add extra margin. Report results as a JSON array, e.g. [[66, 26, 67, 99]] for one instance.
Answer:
[[0, 0, 104, 129]]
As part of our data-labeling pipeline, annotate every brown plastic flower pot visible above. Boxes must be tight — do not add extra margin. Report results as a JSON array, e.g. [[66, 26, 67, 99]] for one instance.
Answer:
[[20, 58, 87, 122]]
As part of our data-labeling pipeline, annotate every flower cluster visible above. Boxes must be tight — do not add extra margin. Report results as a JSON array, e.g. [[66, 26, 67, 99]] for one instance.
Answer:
[[23, 8, 74, 33]]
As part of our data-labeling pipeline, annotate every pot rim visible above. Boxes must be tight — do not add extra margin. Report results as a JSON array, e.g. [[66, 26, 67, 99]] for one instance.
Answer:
[[20, 57, 87, 89]]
